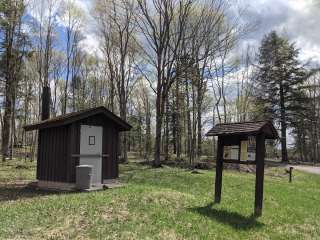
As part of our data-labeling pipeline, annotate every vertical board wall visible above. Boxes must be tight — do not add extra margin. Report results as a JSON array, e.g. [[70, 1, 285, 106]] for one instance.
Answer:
[[37, 113, 120, 183]]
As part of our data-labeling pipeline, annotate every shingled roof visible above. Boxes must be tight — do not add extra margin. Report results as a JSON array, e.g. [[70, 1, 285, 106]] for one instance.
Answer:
[[206, 121, 278, 139], [24, 106, 132, 131]]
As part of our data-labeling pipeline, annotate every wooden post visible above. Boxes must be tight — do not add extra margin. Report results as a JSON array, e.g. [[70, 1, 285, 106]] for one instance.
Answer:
[[215, 137, 223, 203], [254, 134, 265, 217], [289, 167, 293, 182]]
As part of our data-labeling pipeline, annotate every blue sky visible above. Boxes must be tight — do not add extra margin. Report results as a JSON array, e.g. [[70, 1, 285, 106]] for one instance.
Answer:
[[75, 0, 320, 64], [26, 0, 320, 65]]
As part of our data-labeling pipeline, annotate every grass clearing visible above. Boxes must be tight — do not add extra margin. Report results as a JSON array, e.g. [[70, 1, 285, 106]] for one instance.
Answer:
[[0, 159, 36, 183], [0, 159, 320, 239]]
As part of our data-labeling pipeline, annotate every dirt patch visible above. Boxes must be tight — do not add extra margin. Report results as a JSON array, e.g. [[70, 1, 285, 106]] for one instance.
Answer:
[[142, 190, 194, 208], [0, 180, 33, 188], [290, 165, 320, 175], [45, 215, 89, 239], [13, 215, 90, 240], [15, 165, 31, 170], [264, 167, 290, 178], [158, 229, 185, 240], [101, 201, 130, 223], [137, 159, 214, 170], [276, 222, 317, 239]]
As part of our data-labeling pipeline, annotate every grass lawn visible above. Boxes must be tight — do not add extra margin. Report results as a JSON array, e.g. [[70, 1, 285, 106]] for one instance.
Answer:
[[0, 160, 320, 239]]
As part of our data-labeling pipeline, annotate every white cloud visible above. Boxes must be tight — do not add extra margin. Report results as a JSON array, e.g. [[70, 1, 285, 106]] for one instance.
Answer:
[[27, 0, 320, 64], [287, 0, 313, 12], [79, 33, 102, 55], [69, 0, 102, 55], [27, 0, 101, 54], [239, 0, 320, 63]]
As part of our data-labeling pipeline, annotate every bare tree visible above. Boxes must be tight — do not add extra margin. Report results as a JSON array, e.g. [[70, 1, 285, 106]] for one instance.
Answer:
[[60, 0, 84, 114], [95, 0, 139, 163], [235, 45, 255, 122], [0, 0, 27, 161], [51, 50, 65, 116], [136, 0, 192, 167], [30, 0, 60, 121], [182, 0, 229, 159]]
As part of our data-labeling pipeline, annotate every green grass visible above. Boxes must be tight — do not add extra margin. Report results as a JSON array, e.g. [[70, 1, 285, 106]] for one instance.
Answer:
[[1, 160, 320, 239], [0, 159, 36, 183]]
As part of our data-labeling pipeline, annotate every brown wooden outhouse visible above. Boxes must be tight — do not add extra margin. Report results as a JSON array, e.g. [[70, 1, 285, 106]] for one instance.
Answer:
[[24, 106, 131, 190], [206, 121, 278, 216]]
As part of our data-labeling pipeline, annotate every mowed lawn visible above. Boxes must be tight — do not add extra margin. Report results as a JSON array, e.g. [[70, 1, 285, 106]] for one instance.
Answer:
[[1, 160, 320, 239]]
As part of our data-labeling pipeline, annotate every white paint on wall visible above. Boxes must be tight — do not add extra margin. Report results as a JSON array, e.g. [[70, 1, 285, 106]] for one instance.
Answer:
[[80, 125, 103, 185]]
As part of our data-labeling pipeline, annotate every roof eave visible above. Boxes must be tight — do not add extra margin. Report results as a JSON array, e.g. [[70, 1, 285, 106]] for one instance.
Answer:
[[24, 125, 39, 131], [117, 124, 132, 132], [24, 118, 132, 132], [23, 106, 132, 131], [206, 122, 279, 139], [206, 130, 259, 137]]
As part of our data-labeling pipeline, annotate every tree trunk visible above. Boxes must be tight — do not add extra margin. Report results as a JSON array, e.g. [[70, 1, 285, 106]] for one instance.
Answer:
[[9, 92, 16, 160], [2, 20, 15, 162], [197, 92, 202, 158], [279, 82, 288, 162], [172, 108, 177, 154], [175, 80, 181, 159], [138, 104, 143, 157], [63, 58, 70, 114], [110, 77, 115, 112], [119, 95, 128, 163], [145, 98, 151, 160], [191, 82, 196, 166], [2, 84, 13, 161], [185, 80, 192, 165], [164, 97, 169, 161], [297, 129, 304, 162], [154, 92, 162, 167], [196, 66, 203, 160]]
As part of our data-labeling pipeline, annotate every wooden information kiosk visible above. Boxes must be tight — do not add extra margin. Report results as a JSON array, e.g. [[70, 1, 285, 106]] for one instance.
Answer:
[[206, 121, 278, 216]]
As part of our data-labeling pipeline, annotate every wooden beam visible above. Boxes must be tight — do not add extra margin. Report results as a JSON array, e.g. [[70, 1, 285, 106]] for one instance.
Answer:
[[254, 133, 265, 217], [214, 137, 224, 203]]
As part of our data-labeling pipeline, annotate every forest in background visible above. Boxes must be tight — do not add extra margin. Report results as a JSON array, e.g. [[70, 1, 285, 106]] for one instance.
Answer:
[[0, 0, 319, 166]]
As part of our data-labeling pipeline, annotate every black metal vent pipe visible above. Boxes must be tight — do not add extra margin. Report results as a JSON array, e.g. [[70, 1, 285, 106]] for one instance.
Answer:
[[41, 86, 51, 120]]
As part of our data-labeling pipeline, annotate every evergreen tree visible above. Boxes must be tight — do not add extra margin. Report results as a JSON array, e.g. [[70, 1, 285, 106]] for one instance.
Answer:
[[255, 31, 306, 162]]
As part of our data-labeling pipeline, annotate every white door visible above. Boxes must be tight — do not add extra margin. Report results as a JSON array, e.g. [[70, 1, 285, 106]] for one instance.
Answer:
[[80, 125, 103, 185]]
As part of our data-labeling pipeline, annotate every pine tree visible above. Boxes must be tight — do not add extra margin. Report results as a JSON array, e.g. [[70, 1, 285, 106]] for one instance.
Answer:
[[255, 31, 306, 162]]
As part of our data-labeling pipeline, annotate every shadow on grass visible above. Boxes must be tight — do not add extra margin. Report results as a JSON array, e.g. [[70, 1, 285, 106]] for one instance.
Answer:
[[189, 203, 264, 230], [0, 185, 59, 202], [0, 182, 84, 202]]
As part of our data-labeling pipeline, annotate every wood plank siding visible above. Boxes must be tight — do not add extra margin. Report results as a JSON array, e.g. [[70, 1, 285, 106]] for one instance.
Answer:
[[37, 126, 69, 182], [37, 113, 120, 183], [25, 106, 131, 184]]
